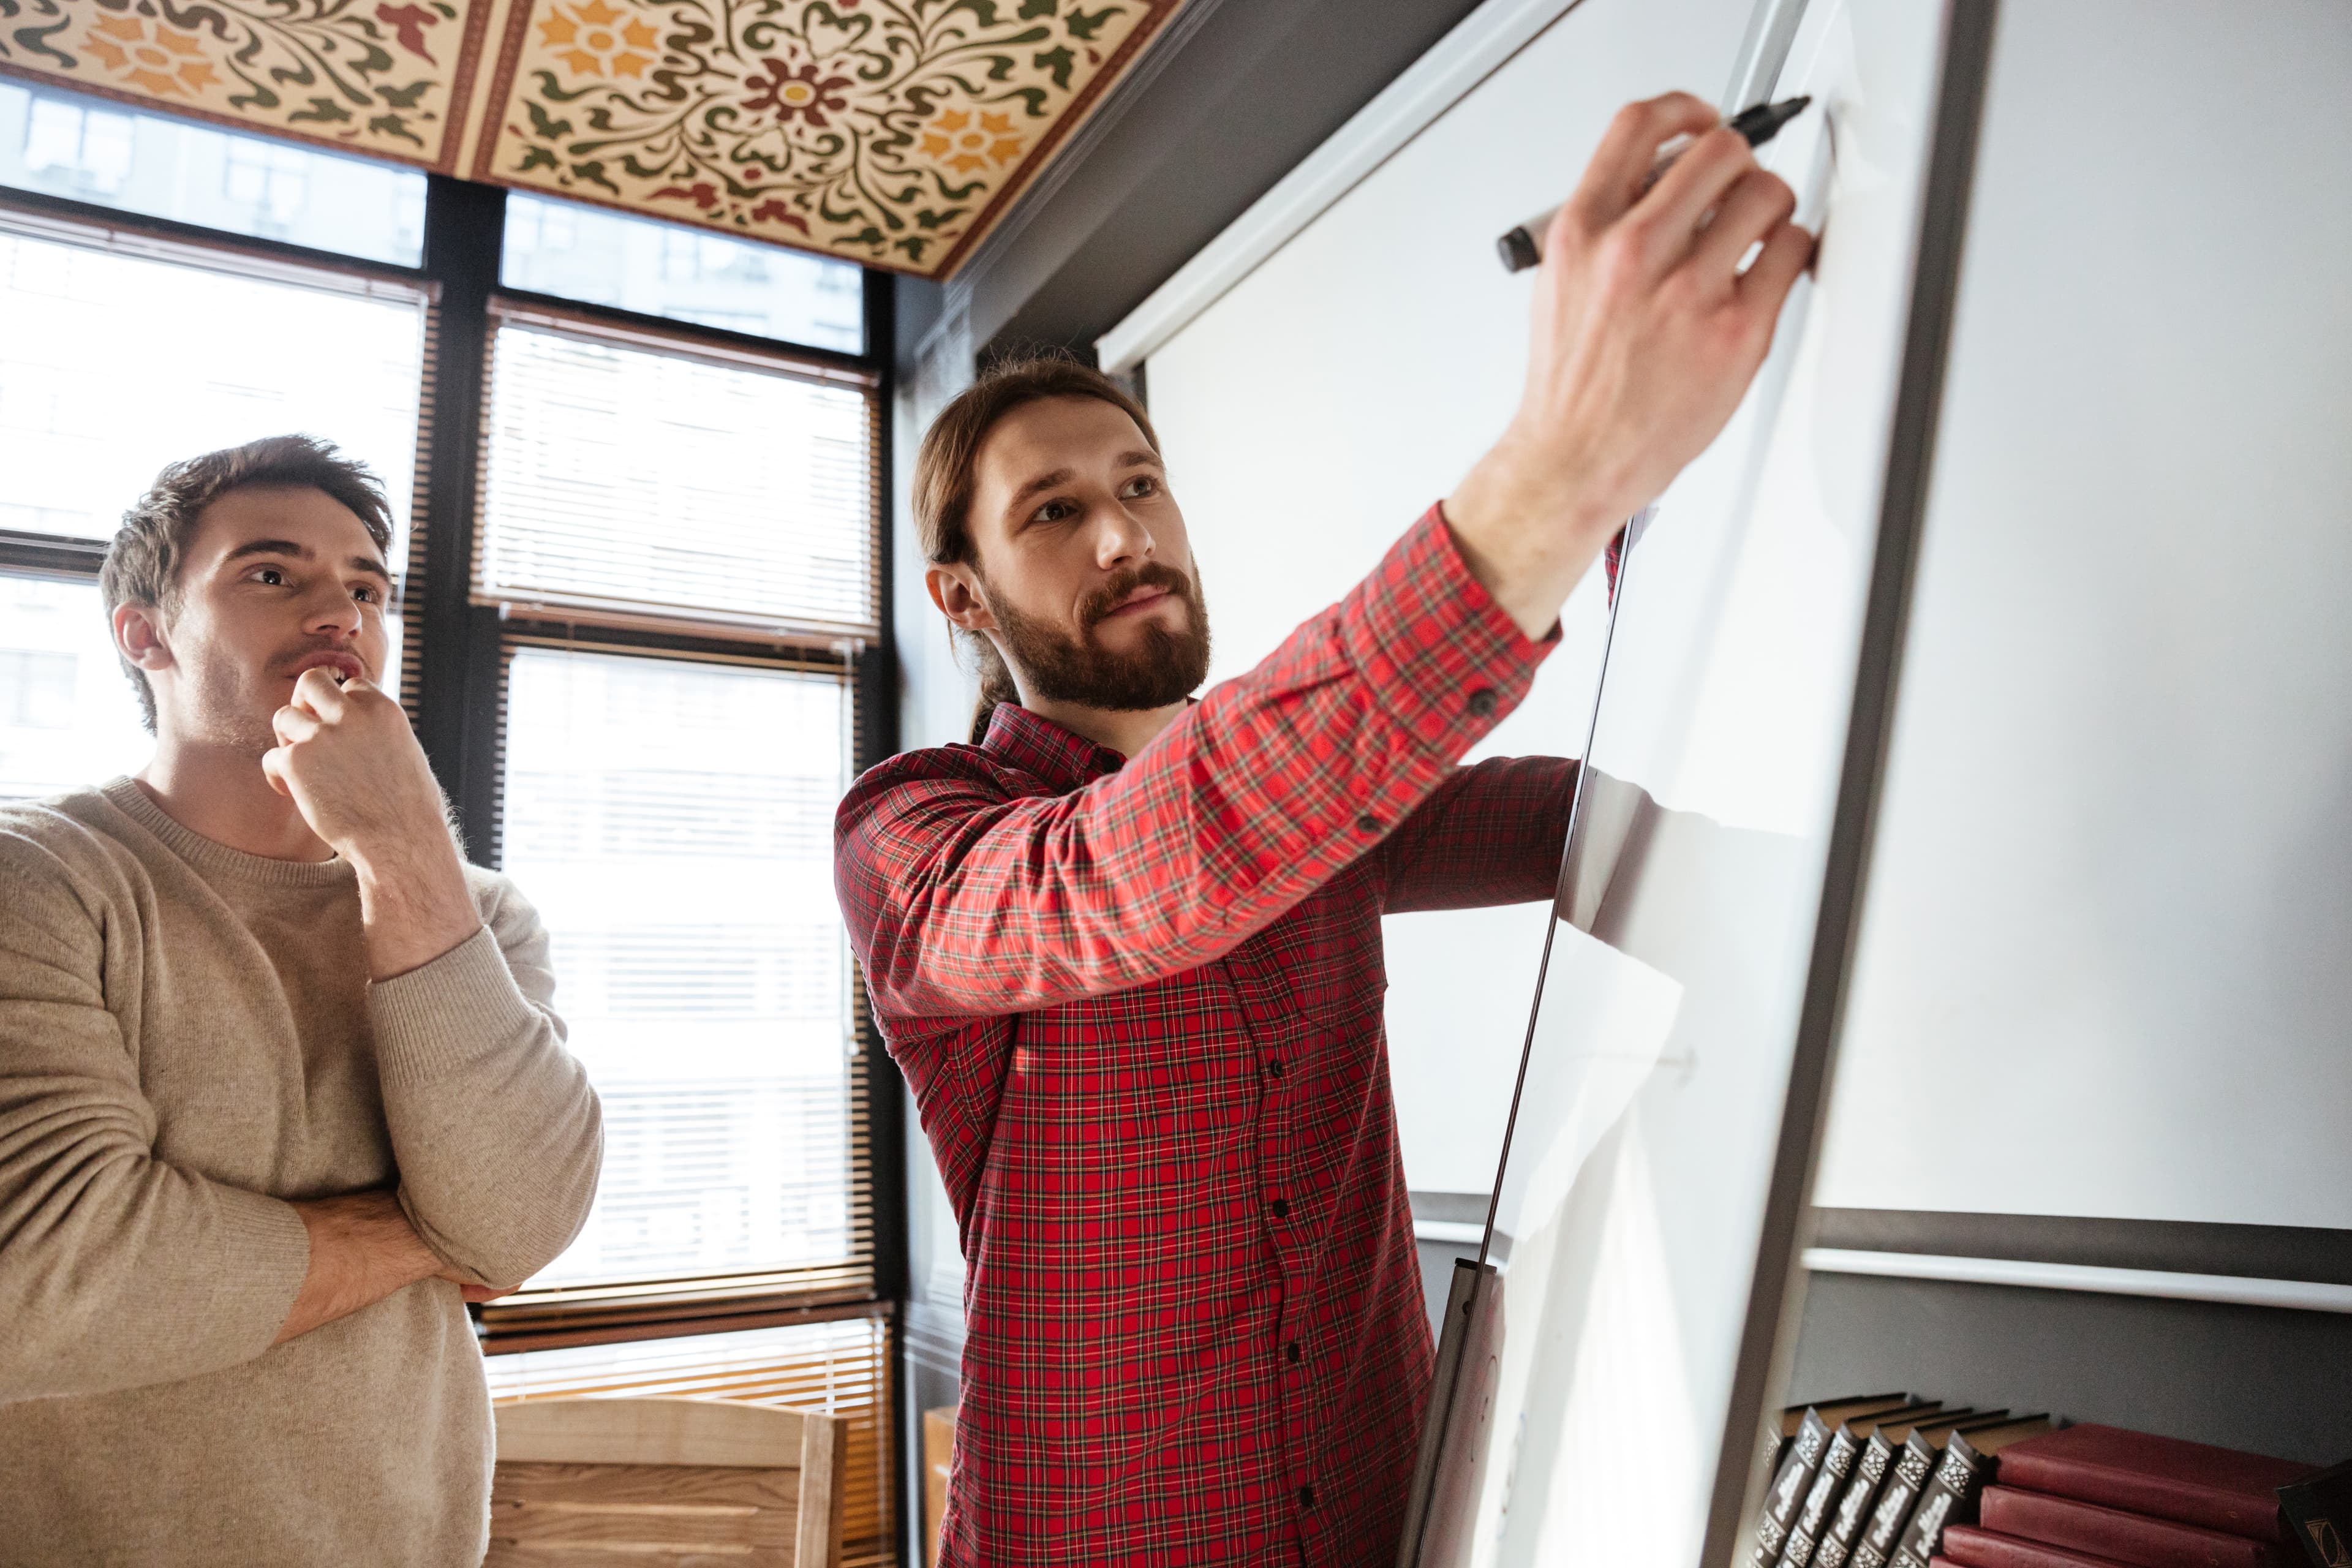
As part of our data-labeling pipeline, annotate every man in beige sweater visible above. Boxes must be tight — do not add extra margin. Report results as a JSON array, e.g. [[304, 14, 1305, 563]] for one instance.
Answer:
[[0, 435, 604, 1564]]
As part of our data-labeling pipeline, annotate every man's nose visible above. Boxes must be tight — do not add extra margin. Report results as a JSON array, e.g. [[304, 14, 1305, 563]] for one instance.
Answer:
[[1091, 499, 1155, 569], [303, 582, 361, 639]]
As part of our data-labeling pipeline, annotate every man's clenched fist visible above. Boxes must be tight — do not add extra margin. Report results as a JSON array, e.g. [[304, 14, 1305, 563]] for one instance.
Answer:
[[263, 666, 483, 979]]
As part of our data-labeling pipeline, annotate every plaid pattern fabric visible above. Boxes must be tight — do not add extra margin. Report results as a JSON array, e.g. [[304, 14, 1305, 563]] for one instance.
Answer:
[[836, 508, 1577, 1566]]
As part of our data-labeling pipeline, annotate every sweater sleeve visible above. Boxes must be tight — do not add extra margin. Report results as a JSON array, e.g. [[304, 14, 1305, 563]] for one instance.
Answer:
[[366, 875, 602, 1288], [0, 829, 312, 1401]]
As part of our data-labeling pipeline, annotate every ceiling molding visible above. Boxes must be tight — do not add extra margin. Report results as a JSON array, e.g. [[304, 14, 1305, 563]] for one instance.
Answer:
[[0, 0, 1196, 279], [1095, 0, 1586, 371]]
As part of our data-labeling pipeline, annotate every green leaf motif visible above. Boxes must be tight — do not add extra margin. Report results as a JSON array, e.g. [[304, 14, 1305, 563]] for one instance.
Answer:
[[287, 96, 353, 126], [571, 159, 622, 194], [524, 99, 573, 141], [1033, 44, 1074, 89], [367, 112, 424, 146], [914, 206, 967, 230], [517, 145, 560, 173], [1018, 0, 1057, 17], [1065, 6, 1120, 41], [378, 79, 431, 109]]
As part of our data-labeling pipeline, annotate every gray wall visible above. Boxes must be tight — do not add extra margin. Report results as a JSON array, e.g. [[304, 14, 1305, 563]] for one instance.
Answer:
[[1789, 1272, 2352, 1466]]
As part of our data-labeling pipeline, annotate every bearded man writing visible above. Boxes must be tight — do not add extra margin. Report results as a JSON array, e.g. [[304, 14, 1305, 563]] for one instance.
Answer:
[[834, 92, 1812, 1565]]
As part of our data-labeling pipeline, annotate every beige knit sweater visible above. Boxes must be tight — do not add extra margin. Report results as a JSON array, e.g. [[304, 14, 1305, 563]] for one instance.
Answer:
[[0, 778, 603, 1566]]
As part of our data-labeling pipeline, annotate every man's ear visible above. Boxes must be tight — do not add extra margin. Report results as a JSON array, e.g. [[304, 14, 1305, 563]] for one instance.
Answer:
[[926, 564, 998, 633], [113, 602, 174, 674]]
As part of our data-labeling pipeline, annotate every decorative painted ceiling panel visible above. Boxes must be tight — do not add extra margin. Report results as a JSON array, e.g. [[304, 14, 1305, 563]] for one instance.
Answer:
[[0, 0, 1186, 277]]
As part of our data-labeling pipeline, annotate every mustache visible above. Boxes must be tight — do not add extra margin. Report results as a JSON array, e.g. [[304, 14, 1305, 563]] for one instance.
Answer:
[[1076, 561, 1196, 628]]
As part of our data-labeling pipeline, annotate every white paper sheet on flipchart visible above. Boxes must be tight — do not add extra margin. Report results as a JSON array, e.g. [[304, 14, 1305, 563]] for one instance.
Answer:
[[1431, 2, 1950, 1564]]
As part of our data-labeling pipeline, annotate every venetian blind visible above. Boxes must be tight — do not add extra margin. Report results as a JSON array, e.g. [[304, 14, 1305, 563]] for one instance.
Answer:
[[494, 646, 869, 1307], [474, 306, 877, 641], [483, 1314, 896, 1568]]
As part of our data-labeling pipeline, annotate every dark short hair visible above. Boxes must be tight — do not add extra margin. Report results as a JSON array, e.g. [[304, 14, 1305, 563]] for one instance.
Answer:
[[911, 353, 1160, 742], [100, 434, 395, 733]]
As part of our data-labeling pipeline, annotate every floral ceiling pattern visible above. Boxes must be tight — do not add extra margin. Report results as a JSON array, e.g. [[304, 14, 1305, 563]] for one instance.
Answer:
[[0, 0, 1186, 277]]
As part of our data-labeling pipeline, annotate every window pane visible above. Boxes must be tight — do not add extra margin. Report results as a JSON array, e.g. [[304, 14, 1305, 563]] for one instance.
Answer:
[[478, 320, 875, 635], [0, 576, 151, 799], [483, 1317, 895, 1568], [500, 647, 853, 1287], [0, 225, 426, 556], [501, 193, 863, 355], [0, 81, 424, 266]]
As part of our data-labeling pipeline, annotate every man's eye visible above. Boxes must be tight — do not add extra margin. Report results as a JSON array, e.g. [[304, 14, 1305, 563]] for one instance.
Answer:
[[1123, 475, 1159, 498], [257, 568, 285, 586], [1032, 499, 1076, 524], [353, 584, 379, 605]]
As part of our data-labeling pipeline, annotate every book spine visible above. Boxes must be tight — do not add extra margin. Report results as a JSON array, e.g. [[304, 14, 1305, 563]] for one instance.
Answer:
[[1785, 1428, 1867, 1568], [1852, 1434, 1939, 1568], [1979, 1487, 2285, 1568], [1756, 1412, 1836, 1566], [2000, 1451, 2299, 1544], [2274, 1459, 2352, 1568], [1890, 1435, 1990, 1568], [1817, 1434, 1899, 1568]]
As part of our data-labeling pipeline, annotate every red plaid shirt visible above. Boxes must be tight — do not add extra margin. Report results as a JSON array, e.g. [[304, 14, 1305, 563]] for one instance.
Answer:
[[836, 508, 1576, 1566]]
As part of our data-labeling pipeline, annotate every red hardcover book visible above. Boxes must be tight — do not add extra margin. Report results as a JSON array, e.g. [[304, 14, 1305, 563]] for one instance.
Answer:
[[1996, 1425, 2316, 1544], [1941, 1523, 2135, 1568], [1979, 1487, 2286, 1568]]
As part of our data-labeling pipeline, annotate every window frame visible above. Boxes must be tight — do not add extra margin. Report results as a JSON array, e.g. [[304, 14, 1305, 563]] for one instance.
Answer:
[[0, 170, 907, 1393]]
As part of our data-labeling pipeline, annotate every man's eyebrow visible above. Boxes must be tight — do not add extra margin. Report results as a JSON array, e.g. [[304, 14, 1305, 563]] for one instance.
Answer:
[[345, 555, 392, 582], [220, 538, 315, 565], [1115, 450, 1161, 470], [1006, 467, 1076, 516]]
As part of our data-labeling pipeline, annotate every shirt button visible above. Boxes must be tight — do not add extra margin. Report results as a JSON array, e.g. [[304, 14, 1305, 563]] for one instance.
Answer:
[[1270, 1197, 1290, 1219], [1299, 1485, 1316, 1507], [1286, 1341, 1303, 1364], [1267, 1058, 1286, 1080], [1354, 813, 1381, 834], [1467, 687, 1498, 717]]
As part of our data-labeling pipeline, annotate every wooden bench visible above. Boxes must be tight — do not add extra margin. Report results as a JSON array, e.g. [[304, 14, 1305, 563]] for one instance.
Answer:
[[489, 1396, 849, 1567]]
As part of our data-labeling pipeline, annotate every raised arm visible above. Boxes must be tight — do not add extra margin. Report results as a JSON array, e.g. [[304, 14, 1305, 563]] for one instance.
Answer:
[[0, 834, 316, 1400], [839, 511, 1550, 1019], [260, 669, 601, 1291]]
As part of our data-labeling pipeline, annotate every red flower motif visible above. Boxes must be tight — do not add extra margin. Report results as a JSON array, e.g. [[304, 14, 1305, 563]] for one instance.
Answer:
[[650, 181, 720, 210], [744, 58, 852, 128], [747, 198, 812, 236]]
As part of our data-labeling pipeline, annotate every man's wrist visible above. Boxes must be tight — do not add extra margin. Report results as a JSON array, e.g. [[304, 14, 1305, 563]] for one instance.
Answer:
[[353, 834, 482, 981], [1446, 442, 1623, 639]]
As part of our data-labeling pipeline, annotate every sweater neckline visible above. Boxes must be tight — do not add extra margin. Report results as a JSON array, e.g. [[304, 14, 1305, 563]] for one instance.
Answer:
[[101, 777, 355, 889]]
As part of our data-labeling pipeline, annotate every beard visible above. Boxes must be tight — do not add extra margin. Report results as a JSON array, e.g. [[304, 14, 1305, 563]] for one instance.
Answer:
[[984, 559, 1212, 712]]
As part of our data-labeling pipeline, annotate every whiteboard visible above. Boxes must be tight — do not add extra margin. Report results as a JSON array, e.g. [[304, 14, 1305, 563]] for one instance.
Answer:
[[1145, 0, 1752, 1199], [1419, 1, 1958, 1562], [1813, 0, 2352, 1234]]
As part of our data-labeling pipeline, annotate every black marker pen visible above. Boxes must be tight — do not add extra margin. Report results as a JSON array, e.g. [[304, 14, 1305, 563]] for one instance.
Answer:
[[1496, 94, 1812, 272]]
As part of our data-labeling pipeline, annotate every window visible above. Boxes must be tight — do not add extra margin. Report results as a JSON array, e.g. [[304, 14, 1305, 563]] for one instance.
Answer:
[[500, 192, 865, 354], [0, 222, 428, 551], [0, 82, 426, 266], [21, 96, 133, 195], [477, 310, 876, 636], [500, 649, 861, 1292], [0, 578, 150, 800]]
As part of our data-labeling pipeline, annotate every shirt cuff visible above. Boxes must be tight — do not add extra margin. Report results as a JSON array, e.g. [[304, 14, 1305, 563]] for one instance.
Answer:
[[367, 924, 536, 1088], [1336, 502, 1554, 758], [209, 1185, 312, 1359]]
